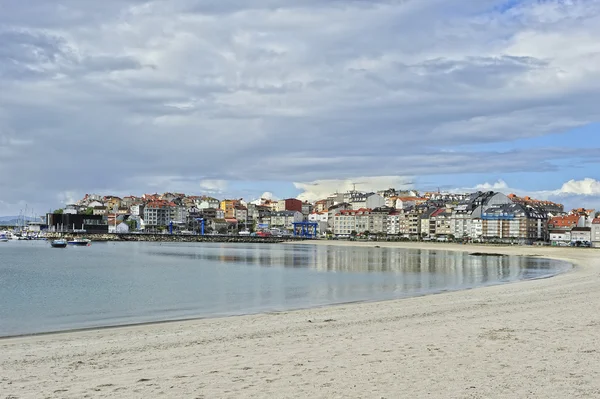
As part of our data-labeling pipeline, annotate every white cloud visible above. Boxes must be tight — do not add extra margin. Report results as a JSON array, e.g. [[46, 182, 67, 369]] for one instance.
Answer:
[[295, 176, 413, 202], [474, 180, 510, 191], [249, 191, 280, 205], [554, 178, 600, 196], [198, 179, 228, 193], [56, 191, 78, 206]]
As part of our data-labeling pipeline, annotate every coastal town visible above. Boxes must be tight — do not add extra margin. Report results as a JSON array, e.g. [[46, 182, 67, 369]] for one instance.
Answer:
[[31, 188, 600, 247]]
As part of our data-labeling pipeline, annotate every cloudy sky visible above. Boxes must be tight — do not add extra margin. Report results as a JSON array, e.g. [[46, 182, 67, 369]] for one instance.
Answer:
[[1, 0, 600, 215]]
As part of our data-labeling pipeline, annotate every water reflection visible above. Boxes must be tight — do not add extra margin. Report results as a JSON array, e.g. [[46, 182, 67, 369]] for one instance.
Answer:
[[0, 241, 569, 337], [148, 243, 563, 284]]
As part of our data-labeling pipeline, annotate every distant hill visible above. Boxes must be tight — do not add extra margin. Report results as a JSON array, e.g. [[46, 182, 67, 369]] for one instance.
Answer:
[[0, 216, 41, 225]]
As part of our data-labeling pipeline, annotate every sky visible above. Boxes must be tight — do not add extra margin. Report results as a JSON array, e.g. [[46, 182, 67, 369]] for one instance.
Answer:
[[1, 0, 600, 215]]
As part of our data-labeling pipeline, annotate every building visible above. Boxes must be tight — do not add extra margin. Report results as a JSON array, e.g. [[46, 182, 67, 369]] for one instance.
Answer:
[[481, 203, 547, 243], [130, 204, 145, 217], [143, 201, 175, 227], [548, 214, 584, 231], [92, 206, 107, 216], [386, 211, 406, 235], [406, 208, 422, 237], [220, 199, 242, 219], [420, 208, 441, 237], [507, 194, 564, 215], [104, 196, 122, 211], [308, 211, 329, 235], [301, 202, 313, 218], [247, 204, 271, 222], [46, 213, 108, 233], [327, 203, 351, 232], [121, 196, 141, 208], [308, 211, 328, 224], [198, 196, 221, 210], [369, 207, 393, 234], [451, 191, 512, 239], [592, 219, 600, 248], [275, 198, 303, 213], [366, 194, 386, 210], [549, 230, 571, 246], [171, 206, 188, 224], [234, 206, 248, 227], [333, 209, 371, 236], [270, 211, 303, 230], [347, 192, 371, 210], [571, 227, 592, 245], [314, 199, 329, 213]]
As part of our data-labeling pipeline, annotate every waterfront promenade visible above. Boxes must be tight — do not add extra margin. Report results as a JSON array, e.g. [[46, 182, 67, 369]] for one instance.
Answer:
[[1, 242, 599, 398]]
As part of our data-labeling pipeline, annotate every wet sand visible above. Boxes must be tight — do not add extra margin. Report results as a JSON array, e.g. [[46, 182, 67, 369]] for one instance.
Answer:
[[1, 242, 599, 398]]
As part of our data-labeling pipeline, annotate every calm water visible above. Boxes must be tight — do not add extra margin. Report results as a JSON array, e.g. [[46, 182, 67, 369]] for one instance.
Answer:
[[0, 241, 570, 337]]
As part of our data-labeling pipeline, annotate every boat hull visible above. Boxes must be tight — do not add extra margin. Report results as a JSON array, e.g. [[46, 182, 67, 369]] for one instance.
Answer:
[[67, 240, 91, 246], [51, 240, 68, 248]]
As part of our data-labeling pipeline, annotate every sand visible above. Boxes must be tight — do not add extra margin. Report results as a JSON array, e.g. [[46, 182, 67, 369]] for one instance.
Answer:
[[2, 242, 600, 398]]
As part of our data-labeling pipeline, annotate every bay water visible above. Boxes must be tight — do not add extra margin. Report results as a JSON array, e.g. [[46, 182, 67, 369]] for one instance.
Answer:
[[0, 241, 570, 337]]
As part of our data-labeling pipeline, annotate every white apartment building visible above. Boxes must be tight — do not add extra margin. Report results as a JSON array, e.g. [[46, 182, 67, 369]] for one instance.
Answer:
[[592, 219, 600, 248]]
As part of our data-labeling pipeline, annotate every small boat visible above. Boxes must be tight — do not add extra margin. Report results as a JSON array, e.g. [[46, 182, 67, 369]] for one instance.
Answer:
[[0, 233, 8, 242], [67, 238, 91, 246], [51, 239, 68, 248]]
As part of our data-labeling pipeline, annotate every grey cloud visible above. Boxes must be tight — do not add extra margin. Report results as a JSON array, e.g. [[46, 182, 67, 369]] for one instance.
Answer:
[[1, 0, 600, 213], [81, 55, 145, 73]]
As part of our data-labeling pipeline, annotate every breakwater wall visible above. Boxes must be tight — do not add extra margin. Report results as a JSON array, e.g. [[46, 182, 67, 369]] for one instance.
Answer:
[[46, 232, 304, 244]]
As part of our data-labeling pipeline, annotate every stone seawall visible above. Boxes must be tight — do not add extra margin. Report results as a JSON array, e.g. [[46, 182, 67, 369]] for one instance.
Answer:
[[46, 232, 304, 244]]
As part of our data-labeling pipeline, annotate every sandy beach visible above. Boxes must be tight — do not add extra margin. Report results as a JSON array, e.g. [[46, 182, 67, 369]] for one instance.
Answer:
[[2, 242, 600, 398]]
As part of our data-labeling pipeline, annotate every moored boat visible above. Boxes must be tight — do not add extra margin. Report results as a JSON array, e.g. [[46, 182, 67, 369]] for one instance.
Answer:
[[50, 239, 68, 248], [0, 233, 8, 242], [67, 238, 91, 246]]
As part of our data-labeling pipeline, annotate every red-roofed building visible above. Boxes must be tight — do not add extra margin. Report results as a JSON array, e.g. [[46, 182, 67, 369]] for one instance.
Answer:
[[548, 214, 583, 231], [508, 194, 564, 214], [275, 198, 303, 213], [143, 200, 176, 227]]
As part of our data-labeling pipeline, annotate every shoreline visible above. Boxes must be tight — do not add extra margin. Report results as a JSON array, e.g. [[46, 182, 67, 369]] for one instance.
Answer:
[[2, 242, 599, 398]]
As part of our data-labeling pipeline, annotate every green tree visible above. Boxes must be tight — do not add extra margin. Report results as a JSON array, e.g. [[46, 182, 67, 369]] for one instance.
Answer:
[[350, 230, 358, 238], [84, 208, 94, 216], [53, 208, 64, 214], [126, 220, 137, 231]]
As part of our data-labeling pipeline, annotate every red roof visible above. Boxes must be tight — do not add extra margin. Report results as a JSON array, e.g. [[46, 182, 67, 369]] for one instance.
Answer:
[[548, 215, 580, 227]]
